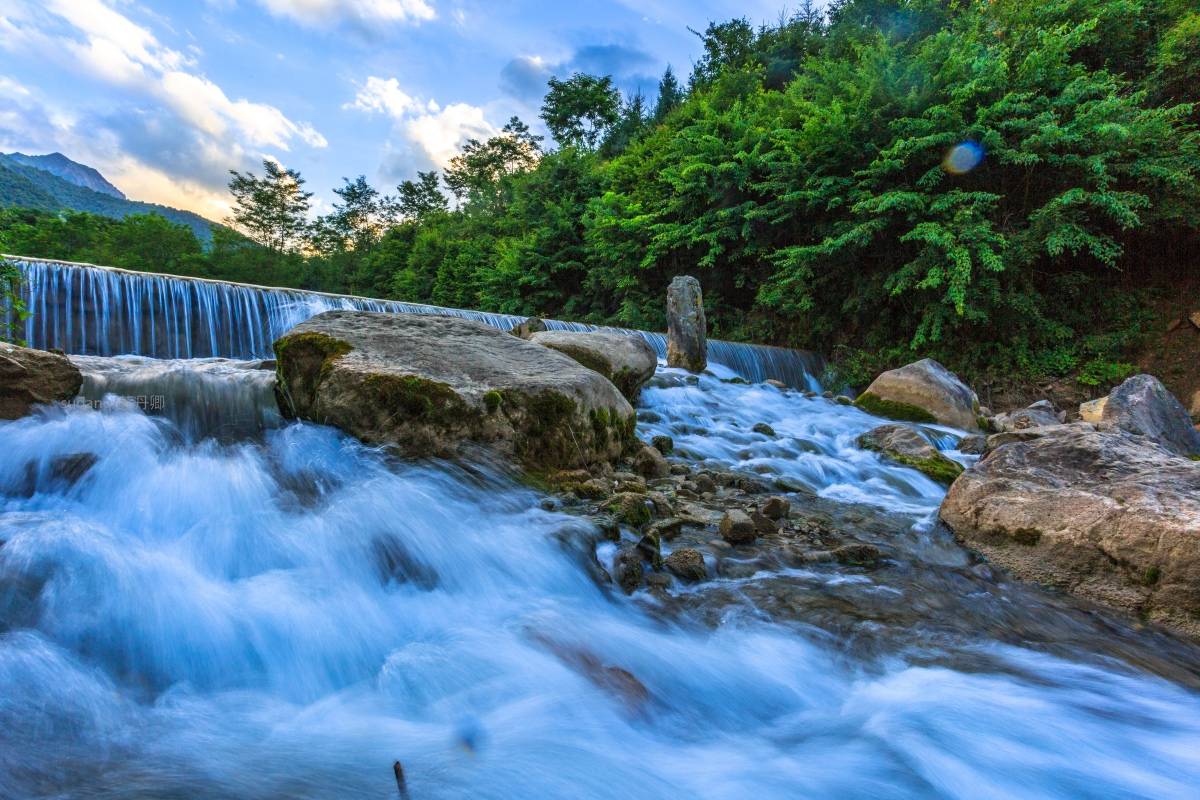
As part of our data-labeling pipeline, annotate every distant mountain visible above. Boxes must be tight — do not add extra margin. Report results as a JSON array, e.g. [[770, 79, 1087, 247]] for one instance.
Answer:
[[4, 152, 126, 199], [0, 153, 218, 242]]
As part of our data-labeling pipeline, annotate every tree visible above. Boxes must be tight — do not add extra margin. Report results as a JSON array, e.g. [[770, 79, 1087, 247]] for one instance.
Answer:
[[226, 160, 312, 256], [397, 170, 449, 219], [541, 73, 621, 150], [444, 117, 543, 204], [653, 66, 684, 122], [600, 91, 649, 157], [1, 257, 27, 344]]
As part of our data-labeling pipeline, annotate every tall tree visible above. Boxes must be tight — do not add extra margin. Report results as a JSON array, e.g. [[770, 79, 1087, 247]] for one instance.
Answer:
[[444, 117, 543, 204], [540, 73, 621, 150], [226, 160, 312, 256], [397, 170, 449, 219], [653, 66, 684, 122]]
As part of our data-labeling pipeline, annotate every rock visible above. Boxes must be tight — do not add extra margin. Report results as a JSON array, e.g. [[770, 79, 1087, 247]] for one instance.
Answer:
[[273, 312, 635, 470], [760, 496, 790, 520], [751, 510, 778, 534], [612, 548, 644, 594], [752, 422, 776, 437], [834, 395, 853, 406], [693, 474, 717, 494], [1190, 310, 1200, 330], [957, 434, 987, 455], [719, 510, 756, 545], [603, 492, 653, 528], [633, 444, 669, 479], [666, 275, 707, 372], [651, 435, 674, 455], [528, 330, 657, 401], [765, 379, 787, 390], [636, 530, 662, 568], [985, 426, 1061, 451], [508, 317, 547, 339], [0, 343, 82, 419], [1100, 374, 1200, 456], [856, 423, 964, 484], [940, 423, 1200, 638], [855, 358, 981, 431], [993, 400, 1062, 432], [832, 544, 882, 566], [1079, 396, 1107, 423], [664, 548, 707, 582]]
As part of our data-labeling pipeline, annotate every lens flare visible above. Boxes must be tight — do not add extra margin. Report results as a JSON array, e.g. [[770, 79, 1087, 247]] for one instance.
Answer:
[[943, 141, 985, 175]]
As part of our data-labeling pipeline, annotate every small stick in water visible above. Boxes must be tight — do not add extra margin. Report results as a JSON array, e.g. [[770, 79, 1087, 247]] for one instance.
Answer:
[[393, 760, 410, 799]]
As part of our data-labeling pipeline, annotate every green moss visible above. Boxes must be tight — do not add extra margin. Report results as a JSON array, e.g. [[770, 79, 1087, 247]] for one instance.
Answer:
[[272, 331, 353, 416], [889, 452, 964, 485], [1141, 565, 1161, 586], [604, 493, 652, 527], [1189, 454, 1200, 462], [854, 392, 937, 424], [363, 374, 464, 423], [483, 389, 503, 413]]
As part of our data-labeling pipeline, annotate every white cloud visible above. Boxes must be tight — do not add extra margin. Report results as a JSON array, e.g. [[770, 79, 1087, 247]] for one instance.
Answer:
[[345, 76, 418, 118], [256, 0, 436, 27], [345, 76, 496, 170], [0, 0, 326, 217]]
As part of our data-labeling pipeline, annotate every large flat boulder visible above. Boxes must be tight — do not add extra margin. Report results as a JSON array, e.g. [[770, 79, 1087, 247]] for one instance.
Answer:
[[273, 312, 636, 469], [1101, 373, 1200, 456], [856, 358, 980, 431], [0, 343, 82, 419], [528, 331, 657, 402], [940, 423, 1200, 638]]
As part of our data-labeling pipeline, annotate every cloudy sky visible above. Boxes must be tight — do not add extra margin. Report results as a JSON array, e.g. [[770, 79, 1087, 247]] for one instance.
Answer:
[[0, 0, 787, 221]]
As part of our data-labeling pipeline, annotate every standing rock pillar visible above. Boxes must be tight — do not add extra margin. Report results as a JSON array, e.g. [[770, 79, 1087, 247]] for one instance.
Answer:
[[666, 275, 707, 372]]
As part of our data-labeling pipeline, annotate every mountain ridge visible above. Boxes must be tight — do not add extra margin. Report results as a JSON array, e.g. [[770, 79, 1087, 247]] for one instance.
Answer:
[[0, 152, 218, 242]]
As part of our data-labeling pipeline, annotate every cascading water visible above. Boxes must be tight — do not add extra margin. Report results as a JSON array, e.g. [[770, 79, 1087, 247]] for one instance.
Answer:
[[3, 355, 1200, 798], [5, 257, 823, 388]]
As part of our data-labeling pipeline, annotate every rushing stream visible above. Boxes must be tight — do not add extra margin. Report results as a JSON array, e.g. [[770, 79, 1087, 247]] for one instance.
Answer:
[[3, 353, 1200, 799]]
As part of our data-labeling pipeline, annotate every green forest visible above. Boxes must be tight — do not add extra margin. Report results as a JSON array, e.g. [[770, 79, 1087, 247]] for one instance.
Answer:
[[3, 0, 1198, 389]]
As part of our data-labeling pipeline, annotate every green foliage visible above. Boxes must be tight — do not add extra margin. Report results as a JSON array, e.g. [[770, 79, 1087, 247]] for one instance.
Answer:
[[1, 257, 28, 343], [5, 0, 1198, 392], [227, 160, 312, 255]]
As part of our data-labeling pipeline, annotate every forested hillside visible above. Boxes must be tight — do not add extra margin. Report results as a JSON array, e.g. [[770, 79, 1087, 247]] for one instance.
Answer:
[[0, 153, 216, 241], [4, 0, 1198, 391]]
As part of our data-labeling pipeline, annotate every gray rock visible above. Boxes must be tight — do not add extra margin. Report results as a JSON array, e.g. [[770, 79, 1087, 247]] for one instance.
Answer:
[[957, 434, 987, 455], [857, 423, 964, 484], [856, 358, 981, 431], [752, 422, 776, 437], [666, 275, 707, 372], [273, 312, 635, 470], [651, 434, 674, 455], [633, 444, 670, 479], [0, 343, 82, 419], [719, 509, 756, 545], [612, 548, 644, 594], [664, 548, 707, 582], [993, 400, 1062, 432], [940, 423, 1200, 639], [528, 330, 657, 401], [1101, 374, 1200, 456]]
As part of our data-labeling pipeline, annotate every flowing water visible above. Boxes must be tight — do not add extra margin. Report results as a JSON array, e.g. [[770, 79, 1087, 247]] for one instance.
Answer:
[[3, 265, 1200, 798]]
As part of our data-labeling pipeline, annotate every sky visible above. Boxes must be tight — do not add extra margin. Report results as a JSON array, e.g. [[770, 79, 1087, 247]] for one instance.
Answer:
[[0, 0, 789, 222]]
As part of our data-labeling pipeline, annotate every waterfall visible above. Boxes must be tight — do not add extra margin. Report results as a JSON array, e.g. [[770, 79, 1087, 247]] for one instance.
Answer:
[[5, 256, 824, 388]]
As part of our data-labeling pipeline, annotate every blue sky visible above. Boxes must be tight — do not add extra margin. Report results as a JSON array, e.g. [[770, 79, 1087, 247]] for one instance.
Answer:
[[0, 0, 789, 221]]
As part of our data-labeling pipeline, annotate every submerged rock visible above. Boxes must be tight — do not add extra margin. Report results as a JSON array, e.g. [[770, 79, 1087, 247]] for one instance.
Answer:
[[752, 422, 776, 437], [651, 434, 674, 455], [855, 358, 981, 431], [273, 312, 635, 470], [1100, 374, 1200, 456], [0, 343, 82, 419], [857, 423, 964, 484], [666, 275, 707, 372], [528, 330, 657, 401], [613, 547, 644, 594], [940, 423, 1200, 638]]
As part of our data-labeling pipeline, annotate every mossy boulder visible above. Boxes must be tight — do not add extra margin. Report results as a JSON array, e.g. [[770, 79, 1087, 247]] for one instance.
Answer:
[[857, 423, 964, 485], [856, 358, 980, 431], [273, 312, 635, 469], [528, 330, 657, 401]]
